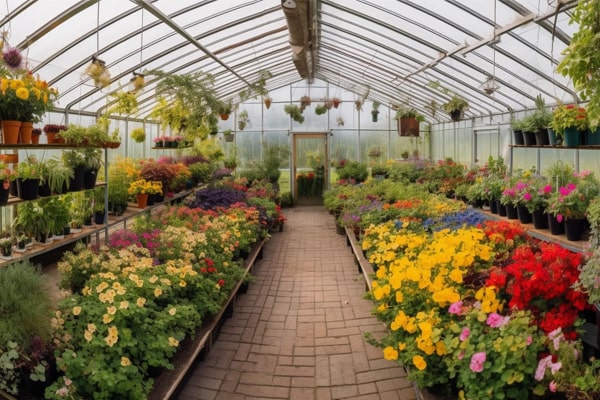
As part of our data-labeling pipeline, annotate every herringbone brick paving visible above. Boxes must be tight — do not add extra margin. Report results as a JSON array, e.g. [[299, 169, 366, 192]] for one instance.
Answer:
[[177, 205, 416, 400]]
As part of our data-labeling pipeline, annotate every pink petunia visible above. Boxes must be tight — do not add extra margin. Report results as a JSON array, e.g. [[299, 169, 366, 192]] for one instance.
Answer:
[[460, 327, 470, 341], [448, 301, 463, 314], [523, 192, 532, 201], [469, 352, 486, 373], [486, 312, 510, 328]]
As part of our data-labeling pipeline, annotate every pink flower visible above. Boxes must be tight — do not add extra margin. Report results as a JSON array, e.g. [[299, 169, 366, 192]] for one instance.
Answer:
[[469, 352, 486, 373], [549, 381, 557, 392], [448, 301, 463, 314], [556, 214, 563, 223], [459, 327, 470, 341], [486, 312, 510, 328], [526, 335, 533, 345], [523, 193, 532, 201], [542, 184, 552, 194], [457, 351, 464, 360]]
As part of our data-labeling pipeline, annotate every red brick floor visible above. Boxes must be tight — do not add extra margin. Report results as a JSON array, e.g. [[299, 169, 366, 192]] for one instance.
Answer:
[[176, 206, 417, 400]]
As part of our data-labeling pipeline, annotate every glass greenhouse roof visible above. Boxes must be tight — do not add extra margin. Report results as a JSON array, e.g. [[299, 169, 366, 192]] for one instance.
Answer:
[[0, 0, 581, 123]]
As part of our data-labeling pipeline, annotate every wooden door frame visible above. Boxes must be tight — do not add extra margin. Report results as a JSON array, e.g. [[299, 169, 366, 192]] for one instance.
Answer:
[[291, 132, 329, 201]]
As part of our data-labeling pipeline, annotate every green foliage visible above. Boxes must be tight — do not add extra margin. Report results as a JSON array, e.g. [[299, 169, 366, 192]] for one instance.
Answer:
[[284, 104, 305, 123], [149, 70, 220, 137], [441, 94, 469, 113], [0, 261, 53, 349], [238, 70, 272, 101], [556, 0, 600, 130], [394, 106, 425, 122], [279, 191, 293, 208], [239, 145, 289, 184], [336, 161, 368, 182], [188, 161, 216, 185]]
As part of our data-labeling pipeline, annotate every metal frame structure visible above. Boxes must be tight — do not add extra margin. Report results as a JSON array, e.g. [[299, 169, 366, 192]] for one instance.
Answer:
[[0, 0, 582, 122]]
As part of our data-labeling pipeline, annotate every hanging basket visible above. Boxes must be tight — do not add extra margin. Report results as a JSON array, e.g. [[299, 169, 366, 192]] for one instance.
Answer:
[[398, 117, 420, 137]]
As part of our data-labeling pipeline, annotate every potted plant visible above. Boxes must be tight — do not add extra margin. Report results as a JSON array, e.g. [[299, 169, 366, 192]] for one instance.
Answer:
[[81, 148, 103, 189], [315, 104, 328, 115], [371, 101, 380, 122], [0, 236, 12, 259], [16, 155, 42, 200], [223, 129, 234, 143], [0, 162, 17, 204], [284, 104, 304, 123], [394, 106, 425, 136], [43, 158, 73, 194], [332, 97, 341, 108], [441, 94, 469, 121], [217, 100, 233, 120], [238, 110, 249, 131], [43, 196, 71, 238], [550, 104, 588, 147], [31, 128, 42, 144], [556, 0, 600, 134], [130, 127, 146, 143], [263, 96, 272, 109]]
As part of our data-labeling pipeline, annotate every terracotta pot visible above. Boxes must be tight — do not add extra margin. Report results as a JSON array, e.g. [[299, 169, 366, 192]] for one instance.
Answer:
[[136, 193, 148, 209], [19, 121, 33, 144], [31, 133, 41, 144], [2, 120, 21, 144]]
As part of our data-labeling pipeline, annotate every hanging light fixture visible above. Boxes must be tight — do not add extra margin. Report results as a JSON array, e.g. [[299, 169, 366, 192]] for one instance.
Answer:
[[83, 1, 111, 89], [481, 0, 500, 95], [129, 9, 146, 93]]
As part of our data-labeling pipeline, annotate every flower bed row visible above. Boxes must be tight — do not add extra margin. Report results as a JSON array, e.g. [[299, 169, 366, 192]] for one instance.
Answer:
[[324, 173, 600, 399], [0, 177, 282, 399]]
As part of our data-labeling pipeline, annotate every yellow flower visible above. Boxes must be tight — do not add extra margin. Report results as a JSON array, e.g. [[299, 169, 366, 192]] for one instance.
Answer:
[[154, 287, 163, 297], [87, 323, 97, 333], [84, 330, 93, 342], [0, 78, 8, 92], [15, 87, 28, 100], [119, 301, 129, 309], [106, 306, 117, 315], [72, 306, 82, 316], [136, 297, 147, 307], [383, 346, 398, 360], [168, 307, 176, 316], [120, 356, 131, 367], [168, 336, 179, 347], [413, 355, 427, 370], [104, 325, 119, 347], [102, 314, 114, 324]]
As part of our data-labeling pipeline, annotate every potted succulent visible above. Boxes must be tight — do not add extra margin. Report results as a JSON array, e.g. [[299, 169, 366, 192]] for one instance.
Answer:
[[441, 94, 469, 121]]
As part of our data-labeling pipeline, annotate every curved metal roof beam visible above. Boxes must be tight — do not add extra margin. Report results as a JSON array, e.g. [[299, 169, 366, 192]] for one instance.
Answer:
[[130, 0, 249, 85]]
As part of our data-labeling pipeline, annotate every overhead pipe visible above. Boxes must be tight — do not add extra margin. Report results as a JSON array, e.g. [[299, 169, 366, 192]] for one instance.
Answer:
[[281, 0, 313, 82]]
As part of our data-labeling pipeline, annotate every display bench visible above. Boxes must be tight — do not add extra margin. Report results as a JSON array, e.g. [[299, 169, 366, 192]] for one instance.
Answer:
[[0, 188, 196, 267], [508, 144, 600, 175], [148, 238, 266, 400], [342, 212, 599, 400]]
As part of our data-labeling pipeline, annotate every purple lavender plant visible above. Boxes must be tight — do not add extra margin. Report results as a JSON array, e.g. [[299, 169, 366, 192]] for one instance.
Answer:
[[3, 47, 23, 69]]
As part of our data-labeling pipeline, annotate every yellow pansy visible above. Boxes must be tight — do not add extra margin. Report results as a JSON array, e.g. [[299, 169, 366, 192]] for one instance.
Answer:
[[383, 346, 398, 360], [413, 355, 427, 370]]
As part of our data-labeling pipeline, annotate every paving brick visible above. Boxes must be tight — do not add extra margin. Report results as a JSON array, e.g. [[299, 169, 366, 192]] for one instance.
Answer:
[[177, 207, 416, 400]]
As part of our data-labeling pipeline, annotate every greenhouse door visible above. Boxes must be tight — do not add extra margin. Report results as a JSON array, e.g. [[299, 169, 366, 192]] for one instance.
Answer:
[[292, 133, 328, 205]]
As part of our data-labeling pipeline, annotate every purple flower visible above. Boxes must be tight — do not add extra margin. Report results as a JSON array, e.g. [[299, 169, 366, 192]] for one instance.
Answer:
[[486, 312, 510, 328], [3, 47, 23, 69], [469, 352, 486, 373]]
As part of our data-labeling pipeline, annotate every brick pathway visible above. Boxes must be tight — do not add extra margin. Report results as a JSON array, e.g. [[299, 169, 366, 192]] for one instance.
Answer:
[[177, 205, 417, 400]]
